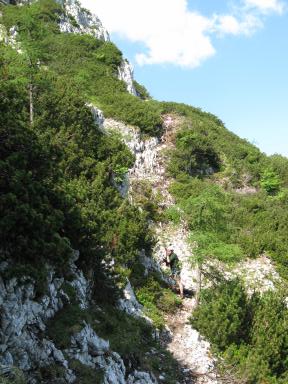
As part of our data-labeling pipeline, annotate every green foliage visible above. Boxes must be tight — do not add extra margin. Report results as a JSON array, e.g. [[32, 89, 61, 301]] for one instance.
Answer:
[[161, 101, 263, 182], [99, 94, 162, 135], [1, 0, 163, 137], [133, 80, 151, 100], [130, 180, 161, 221], [168, 129, 221, 177], [69, 360, 103, 384], [0, 369, 26, 384], [164, 206, 182, 225], [249, 291, 288, 376], [43, 31, 162, 135], [0, 1, 154, 287], [0, 81, 72, 266], [47, 303, 91, 348], [2, 3, 288, 384], [112, 164, 129, 183], [231, 192, 288, 273], [169, 166, 288, 273], [191, 231, 244, 264], [191, 279, 250, 351], [38, 365, 67, 383], [260, 168, 281, 195], [193, 280, 288, 383], [181, 184, 229, 233], [268, 154, 288, 187], [136, 277, 181, 329]]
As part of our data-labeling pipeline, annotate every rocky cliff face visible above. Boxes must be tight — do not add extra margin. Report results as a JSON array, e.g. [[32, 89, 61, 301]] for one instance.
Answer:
[[0, 256, 79, 383], [118, 59, 137, 96], [0, 254, 157, 384], [58, 0, 110, 41]]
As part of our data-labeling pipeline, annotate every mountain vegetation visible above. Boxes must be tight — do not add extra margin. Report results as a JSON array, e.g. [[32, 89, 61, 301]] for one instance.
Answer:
[[1, 1, 288, 383]]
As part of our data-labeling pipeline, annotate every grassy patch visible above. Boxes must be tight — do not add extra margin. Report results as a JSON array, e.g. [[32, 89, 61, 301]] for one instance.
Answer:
[[0, 369, 26, 384], [46, 303, 93, 349], [69, 360, 104, 384], [135, 277, 181, 330]]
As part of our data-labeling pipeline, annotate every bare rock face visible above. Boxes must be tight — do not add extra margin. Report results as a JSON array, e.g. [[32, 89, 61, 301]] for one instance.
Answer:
[[118, 59, 137, 96], [88, 104, 105, 131], [209, 254, 281, 296], [0, 265, 74, 381], [66, 323, 110, 364], [118, 281, 144, 318], [127, 370, 158, 384], [58, 0, 110, 41], [0, 253, 92, 382], [0, 254, 158, 384], [66, 322, 158, 384]]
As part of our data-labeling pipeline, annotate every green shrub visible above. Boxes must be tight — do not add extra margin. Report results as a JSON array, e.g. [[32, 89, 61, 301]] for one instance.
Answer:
[[38, 365, 66, 383], [133, 80, 151, 100], [69, 360, 104, 384], [191, 279, 250, 351], [168, 129, 221, 177], [47, 303, 92, 348], [192, 281, 288, 383], [0, 369, 26, 384], [164, 206, 182, 225], [260, 168, 281, 195], [136, 277, 181, 329], [191, 231, 244, 264]]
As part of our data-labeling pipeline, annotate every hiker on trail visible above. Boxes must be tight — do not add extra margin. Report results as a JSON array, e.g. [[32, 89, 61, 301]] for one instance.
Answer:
[[165, 246, 184, 299]]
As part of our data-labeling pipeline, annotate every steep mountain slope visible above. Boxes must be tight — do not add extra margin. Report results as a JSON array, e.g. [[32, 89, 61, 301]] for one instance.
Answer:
[[1, 1, 288, 384]]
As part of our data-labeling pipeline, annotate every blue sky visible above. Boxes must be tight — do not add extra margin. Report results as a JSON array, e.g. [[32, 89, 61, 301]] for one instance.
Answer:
[[82, 0, 288, 157]]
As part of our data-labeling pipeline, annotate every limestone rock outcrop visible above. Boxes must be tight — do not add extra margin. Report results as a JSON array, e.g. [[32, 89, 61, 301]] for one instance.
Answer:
[[58, 0, 110, 41], [118, 59, 137, 96]]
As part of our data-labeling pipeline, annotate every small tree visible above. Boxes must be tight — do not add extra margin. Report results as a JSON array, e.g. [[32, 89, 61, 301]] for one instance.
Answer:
[[260, 168, 281, 195]]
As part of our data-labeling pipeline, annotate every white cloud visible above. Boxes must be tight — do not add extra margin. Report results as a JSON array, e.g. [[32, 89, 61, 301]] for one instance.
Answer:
[[82, 0, 216, 68], [81, 0, 286, 68], [244, 0, 285, 14], [214, 13, 262, 36]]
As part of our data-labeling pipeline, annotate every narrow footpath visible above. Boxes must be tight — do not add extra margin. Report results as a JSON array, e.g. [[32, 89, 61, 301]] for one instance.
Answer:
[[163, 297, 218, 384], [104, 114, 219, 384]]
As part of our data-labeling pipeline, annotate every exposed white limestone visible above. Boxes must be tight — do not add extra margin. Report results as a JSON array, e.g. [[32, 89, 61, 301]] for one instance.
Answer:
[[69, 250, 91, 309], [0, 255, 92, 382], [0, 24, 22, 52], [0, 24, 7, 43], [127, 370, 158, 384], [66, 322, 158, 384], [66, 323, 110, 365], [164, 298, 218, 384], [59, 0, 109, 41], [118, 280, 145, 318], [210, 254, 281, 295], [0, 267, 71, 377], [88, 104, 105, 131], [102, 113, 218, 383], [103, 117, 173, 207], [234, 255, 280, 293], [118, 59, 137, 96], [154, 223, 199, 292]]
